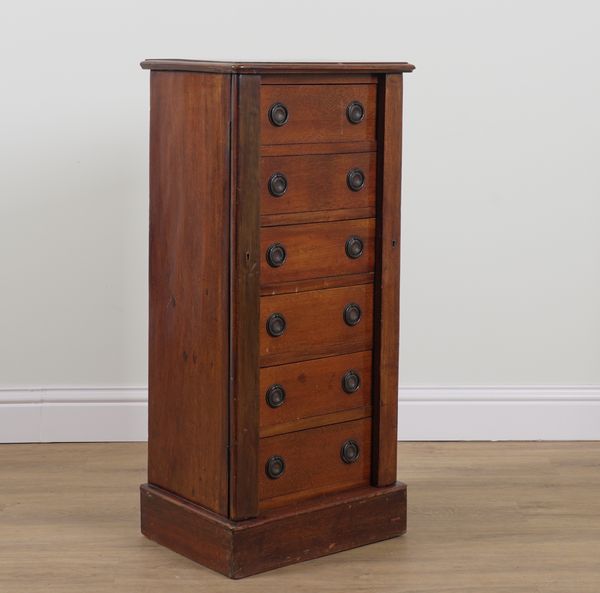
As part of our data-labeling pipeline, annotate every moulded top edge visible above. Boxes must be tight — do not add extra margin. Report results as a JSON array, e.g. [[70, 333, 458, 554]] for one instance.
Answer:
[[140, 59, 416, 74]]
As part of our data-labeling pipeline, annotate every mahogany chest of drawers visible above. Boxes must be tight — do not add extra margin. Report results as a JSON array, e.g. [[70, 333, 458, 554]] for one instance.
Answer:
[[139, 59, 414, 578]]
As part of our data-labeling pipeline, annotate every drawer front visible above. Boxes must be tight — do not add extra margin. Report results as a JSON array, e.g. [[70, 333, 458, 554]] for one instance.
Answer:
[[260, 284, 373, 366], [260, 351, 372, 433], [260, 218, 375, 286], [261, 152, 376, 216], [261, 84, 377, 145], [259, 418, 371, 504]]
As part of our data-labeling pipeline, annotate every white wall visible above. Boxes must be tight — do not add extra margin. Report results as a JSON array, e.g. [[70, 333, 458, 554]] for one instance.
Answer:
[[1, 0, 599, 440]]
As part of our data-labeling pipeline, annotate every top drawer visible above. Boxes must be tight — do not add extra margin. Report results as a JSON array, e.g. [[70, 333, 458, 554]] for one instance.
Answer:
[[260, 84, 377, 145]]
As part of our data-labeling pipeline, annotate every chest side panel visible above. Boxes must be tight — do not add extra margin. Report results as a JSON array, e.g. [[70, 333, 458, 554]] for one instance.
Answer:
[[147, 71, 231, 515]]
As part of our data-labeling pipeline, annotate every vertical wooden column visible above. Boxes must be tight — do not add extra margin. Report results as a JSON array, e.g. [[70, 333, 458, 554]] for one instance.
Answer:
[[229, 74, 261, 519], [373, 74, 404, 486]]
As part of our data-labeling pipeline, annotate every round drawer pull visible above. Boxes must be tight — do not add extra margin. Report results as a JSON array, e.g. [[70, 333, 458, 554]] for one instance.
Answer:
[[345, 236, 364, 259], [268, 172, 288, 197], [266, 243, 287, 268], [343, 303, 362, 326], [341, 440, 360, 464], [342, 370, 361, 394], [266, 384, 286, 408], [347, 168, 365, 192], [266, 455, 286, 479], [346, 101, 365, 124], [269, 103, 289, 126], [267, 313, 286, 337]]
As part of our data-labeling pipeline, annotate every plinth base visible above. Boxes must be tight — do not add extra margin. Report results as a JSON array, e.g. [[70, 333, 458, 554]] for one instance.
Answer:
[[140, 482, 407, 579]]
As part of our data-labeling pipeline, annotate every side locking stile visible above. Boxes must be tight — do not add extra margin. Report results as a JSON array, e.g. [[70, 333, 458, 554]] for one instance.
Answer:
[[372, 74, 403, 487], [229, 74, 261, 520]]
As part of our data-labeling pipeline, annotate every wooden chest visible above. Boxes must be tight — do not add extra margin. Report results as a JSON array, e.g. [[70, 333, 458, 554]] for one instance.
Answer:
[[139, 59, 415, 578]]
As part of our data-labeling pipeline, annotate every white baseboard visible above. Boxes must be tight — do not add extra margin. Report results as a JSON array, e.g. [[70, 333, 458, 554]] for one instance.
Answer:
[[0, 388, 147, 443], [398, 386, 600, 440], [1, 386, 599, 443]]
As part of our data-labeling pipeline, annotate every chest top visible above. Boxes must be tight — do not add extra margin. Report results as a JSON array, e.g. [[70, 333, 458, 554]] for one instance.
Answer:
[[140, 59, 415, 74]]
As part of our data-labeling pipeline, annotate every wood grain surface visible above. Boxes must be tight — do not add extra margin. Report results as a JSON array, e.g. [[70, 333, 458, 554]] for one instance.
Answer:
[[260, 152, 376, 217], [229, 74, 261, 520], [141, 481, 405, 578], [260, 84, 377, 145], [140, 60, 416, 74], [372, 74, 404, 487], [260, 271, 374, 297], [260, 218, 375, 285], [147, 71, 230, 515], [258, 418, 372, 506], [260, 140, 377, 157], [261, 73, 378, 85], [260, 284, 373, 366], [259, 407, 372, 439], [259, 350, 372, 433], [141, 65, 414, 569], [261, 207, 376, 228], [3, 442, 599, 591]]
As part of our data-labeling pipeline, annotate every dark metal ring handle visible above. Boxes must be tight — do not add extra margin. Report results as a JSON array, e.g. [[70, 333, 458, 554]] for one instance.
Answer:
[[266, 243, 287, 267], [347, 101, 365, 124], [347, 168, 365, 192], [343, 303, 362, 326], [269, 103, 289, 126], [266, 384, 286, 408], [268, 172, 288, 197], [267, 313, 286, 337], [345, 236, 364, 259], [341, 440, 360, 464], [342, 370, 361, 394], [266, 455, 286, 479]]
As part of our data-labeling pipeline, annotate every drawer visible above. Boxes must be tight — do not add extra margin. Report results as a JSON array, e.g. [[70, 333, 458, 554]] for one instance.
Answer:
[[260, 152, 376, 217], [259, 418, 371, 506], [260, 218, 375, 286], [260, 284, 373, 366], [261, 84, 377, 145], [260, 351, 372, 435]]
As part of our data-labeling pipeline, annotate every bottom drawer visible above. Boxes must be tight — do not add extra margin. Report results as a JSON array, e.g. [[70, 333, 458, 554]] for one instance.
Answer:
[[259, 418, 371, 508]]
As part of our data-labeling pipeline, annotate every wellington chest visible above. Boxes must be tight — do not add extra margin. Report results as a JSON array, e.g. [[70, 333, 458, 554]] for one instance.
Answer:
[[139, 59, 415, 578]]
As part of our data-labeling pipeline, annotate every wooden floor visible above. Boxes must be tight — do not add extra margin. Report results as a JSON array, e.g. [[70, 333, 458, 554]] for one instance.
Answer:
[[1, 443, 599, 592]]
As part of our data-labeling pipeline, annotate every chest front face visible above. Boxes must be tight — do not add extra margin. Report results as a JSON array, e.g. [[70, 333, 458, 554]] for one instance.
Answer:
[[140, 60, 412, 578], [228, 71, 405, 517]]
